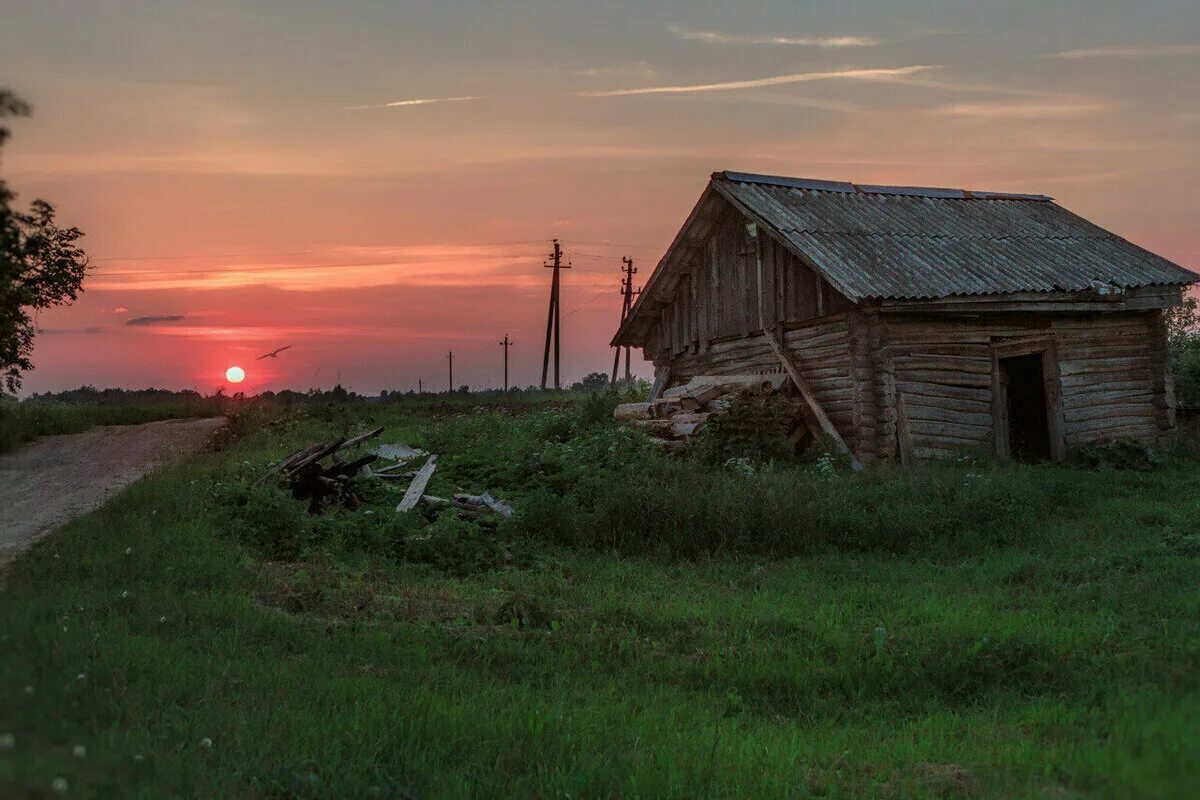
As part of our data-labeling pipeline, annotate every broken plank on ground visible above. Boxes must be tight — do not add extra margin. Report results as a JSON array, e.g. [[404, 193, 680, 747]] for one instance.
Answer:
[[397, 455, 438, 512]]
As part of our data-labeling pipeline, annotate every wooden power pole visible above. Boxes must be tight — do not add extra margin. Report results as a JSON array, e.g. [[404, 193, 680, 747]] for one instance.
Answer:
[[499, 334, 513, 392], [540, 239, 569, 390], [611, 256, 638, 386], [446, 350, 454, 393]]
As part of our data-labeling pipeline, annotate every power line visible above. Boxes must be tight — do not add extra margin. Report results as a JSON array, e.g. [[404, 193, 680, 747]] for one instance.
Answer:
[[568, 240, 661, 251], [561, 288, 608, 317], [93, 253, 545, 278], [93, 250, 317, 262]]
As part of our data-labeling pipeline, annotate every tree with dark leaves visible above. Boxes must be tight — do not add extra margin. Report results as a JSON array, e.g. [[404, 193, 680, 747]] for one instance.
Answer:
[[571, 371, 610, 393], [1, 90, 90, 394]]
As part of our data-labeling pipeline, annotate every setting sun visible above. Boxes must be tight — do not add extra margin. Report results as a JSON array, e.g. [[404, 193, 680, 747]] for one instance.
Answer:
[[225, 365, 245, 384]]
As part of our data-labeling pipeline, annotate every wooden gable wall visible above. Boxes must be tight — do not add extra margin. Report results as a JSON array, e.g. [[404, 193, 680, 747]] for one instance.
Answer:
[[651, 205, 853, 361]]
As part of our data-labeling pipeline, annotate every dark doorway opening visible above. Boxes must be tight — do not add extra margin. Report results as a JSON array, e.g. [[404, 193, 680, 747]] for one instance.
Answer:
[[1000, 353, 1051, 462]]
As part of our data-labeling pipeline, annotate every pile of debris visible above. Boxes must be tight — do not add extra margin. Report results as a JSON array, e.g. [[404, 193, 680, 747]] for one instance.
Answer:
[[613, 374, 794, 450], [270, 428, 513, 520], [269, 427, 388, 513]]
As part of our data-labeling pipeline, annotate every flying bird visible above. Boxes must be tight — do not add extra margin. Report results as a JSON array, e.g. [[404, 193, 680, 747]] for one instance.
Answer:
[[256, 345, 293, 360]]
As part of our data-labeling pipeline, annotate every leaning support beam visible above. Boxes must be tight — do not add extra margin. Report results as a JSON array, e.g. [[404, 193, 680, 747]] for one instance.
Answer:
[[647, 365, 671, 402], [748, 222, 863, 471]]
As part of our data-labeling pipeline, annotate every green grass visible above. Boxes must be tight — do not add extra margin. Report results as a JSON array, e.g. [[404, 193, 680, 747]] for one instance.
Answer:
[[0, 395, 223, 453], [2, 394, 1199, 797]]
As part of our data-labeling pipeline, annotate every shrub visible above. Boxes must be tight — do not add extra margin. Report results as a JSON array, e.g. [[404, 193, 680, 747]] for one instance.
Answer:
[[1071, 438, 1165, 471], [691, 391, 798, 466]]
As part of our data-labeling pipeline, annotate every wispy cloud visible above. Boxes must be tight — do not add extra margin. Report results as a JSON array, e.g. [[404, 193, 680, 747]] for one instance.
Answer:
[[1051, 44, 1200, 60], [570, 63, 660, 81], [578, 65, 935, 97], [935, 101, 1114, 119], [343, 95, 483, 111], [126, 314, 185, 326], [39, 326, 104, 335], [669, 25, 879, 48]]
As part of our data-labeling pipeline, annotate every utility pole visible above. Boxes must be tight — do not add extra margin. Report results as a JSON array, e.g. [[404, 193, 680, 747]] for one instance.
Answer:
[[446, 350, 454, 393], [499, 334, 513, 392], [611, 256, 639, 386], [540, 239, 570, 390], [418, 378, 422, 395]]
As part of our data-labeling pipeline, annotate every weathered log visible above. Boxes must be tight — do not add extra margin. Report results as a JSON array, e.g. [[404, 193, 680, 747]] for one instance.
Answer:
[[630, 419, 677, 434], [671, 421, 704, 437], [614, 402, 653, 421]]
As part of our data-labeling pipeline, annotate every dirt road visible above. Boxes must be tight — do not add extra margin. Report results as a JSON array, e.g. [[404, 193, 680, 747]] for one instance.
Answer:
[[0, 417, 226, 566]]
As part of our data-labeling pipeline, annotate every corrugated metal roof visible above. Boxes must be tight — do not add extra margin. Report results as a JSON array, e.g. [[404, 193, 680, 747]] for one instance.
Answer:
[[711, 170, 1197, 300]]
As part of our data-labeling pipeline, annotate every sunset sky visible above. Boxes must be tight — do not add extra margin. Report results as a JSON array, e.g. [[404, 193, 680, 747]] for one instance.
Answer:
[[2, 0, 1198, 394]]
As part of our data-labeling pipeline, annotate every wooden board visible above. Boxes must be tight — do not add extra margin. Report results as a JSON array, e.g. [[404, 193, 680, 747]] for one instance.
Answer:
[[397, 455, 438, 512]]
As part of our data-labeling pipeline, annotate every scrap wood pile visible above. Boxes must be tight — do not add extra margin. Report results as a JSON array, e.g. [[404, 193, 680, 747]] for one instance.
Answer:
[[614, 373, 810, 451], [268, 426, 388, 513], [269, 427, 513, 520]]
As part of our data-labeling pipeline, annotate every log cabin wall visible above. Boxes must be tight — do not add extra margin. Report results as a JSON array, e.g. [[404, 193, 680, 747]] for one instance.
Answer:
[[642, 208, 861, 451], [879, 309, 1172, 459]]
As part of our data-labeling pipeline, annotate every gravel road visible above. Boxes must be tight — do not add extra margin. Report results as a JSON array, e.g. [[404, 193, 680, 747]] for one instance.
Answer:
[[0, 417, 225, 566]]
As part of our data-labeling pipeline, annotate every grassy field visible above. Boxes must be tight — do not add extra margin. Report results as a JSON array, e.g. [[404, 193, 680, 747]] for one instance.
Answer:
[[0, 391, 223, 453], [2, 393, 1199, 798]]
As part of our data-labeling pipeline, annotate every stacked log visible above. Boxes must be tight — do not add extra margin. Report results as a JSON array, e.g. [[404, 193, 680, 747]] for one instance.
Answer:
[[614, 374, 793, 450]]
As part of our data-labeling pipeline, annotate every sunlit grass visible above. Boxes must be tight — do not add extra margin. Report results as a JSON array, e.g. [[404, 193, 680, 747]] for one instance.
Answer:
[[2, 394, 1198, 797]]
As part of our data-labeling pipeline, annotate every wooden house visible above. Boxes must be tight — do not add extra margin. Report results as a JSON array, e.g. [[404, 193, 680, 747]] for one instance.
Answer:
[[611, 171, 1199, 463]]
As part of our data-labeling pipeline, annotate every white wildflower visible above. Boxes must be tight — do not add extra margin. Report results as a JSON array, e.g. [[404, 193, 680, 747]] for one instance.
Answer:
[[23, 685, 33, 694], [125, 547, 132, 555], [52, 777, 69, 793], [0, 733, 14, 750], [133, 753, 144, 762], [76, 673, 86, 681], [199, 737, 213, 749], [159, 616, 167, 623], [72, 744, 86, 758]]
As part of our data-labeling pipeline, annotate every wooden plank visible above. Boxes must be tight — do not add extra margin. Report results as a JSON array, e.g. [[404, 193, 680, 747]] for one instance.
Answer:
[[896, 369, 992, 388], [1059, 357, 1147, 376], [1042, 342, 1067, 462], [990, 348, 1009, 460], [1063, 389, 1153, 408], [896, 393, 914, 466], [1060, 373, 1151, 391], [896, 381, 992, 404], [1067, 401, 1156, 423], [894, 356, 992, 375], [904, 404, 994, 427], [911, 430, 990, 448], [397, 455, 438, 512], [1065, 414, 1157, 435]]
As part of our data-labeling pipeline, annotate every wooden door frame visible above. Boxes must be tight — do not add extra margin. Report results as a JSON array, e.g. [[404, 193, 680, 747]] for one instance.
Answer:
[[990, 336, 1066, 462]]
